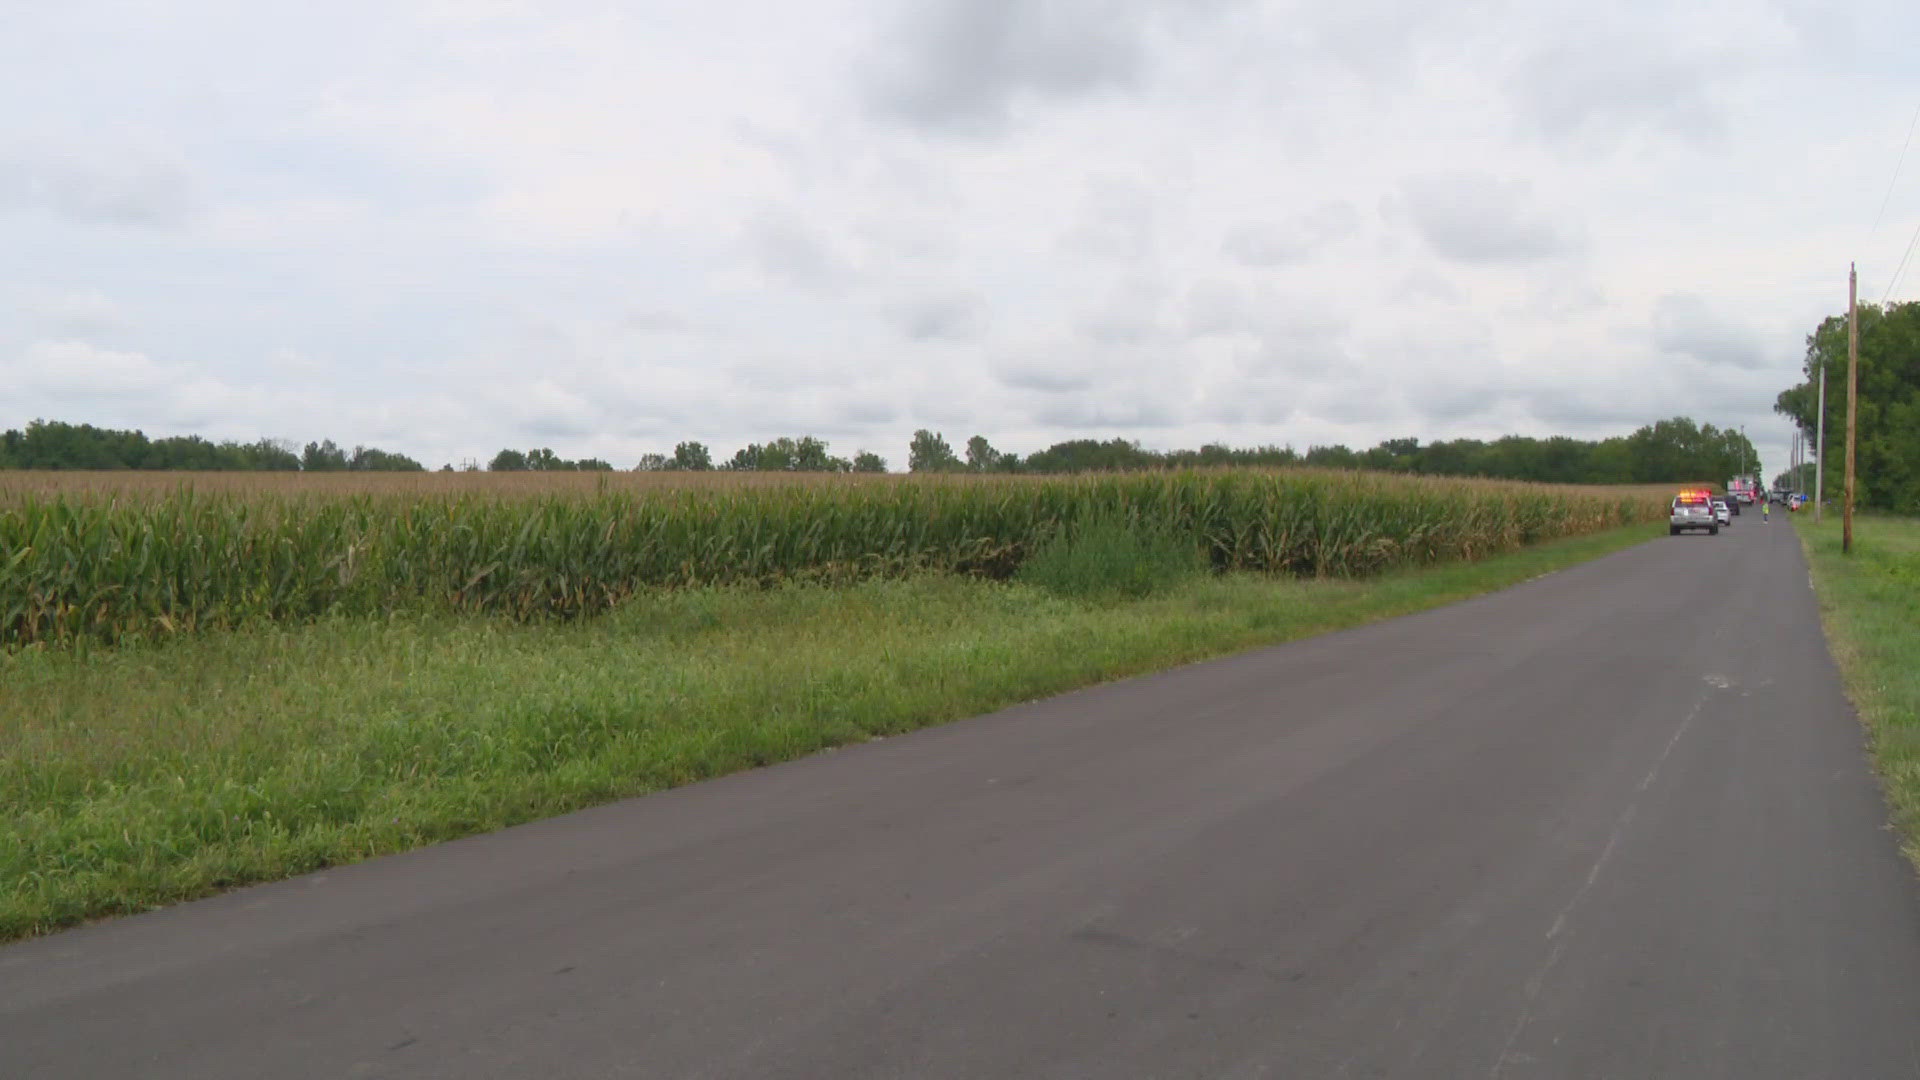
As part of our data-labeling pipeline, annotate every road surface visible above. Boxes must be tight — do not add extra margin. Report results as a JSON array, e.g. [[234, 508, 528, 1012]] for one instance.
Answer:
[[5, 515, 1919, 1078]]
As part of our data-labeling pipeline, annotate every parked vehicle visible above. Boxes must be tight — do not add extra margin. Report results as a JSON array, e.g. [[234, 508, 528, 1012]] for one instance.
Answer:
[[1712, 500, 1731, 526], [1670, 490, 1719, 536], [1726, 476, 1760, 514]]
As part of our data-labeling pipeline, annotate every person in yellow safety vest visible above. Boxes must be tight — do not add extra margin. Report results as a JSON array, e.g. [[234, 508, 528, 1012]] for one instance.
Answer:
[[1763, 497, 1771, 522]]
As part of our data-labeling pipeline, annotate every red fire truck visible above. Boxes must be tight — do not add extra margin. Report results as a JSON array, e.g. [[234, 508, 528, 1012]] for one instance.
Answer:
[[1725, 475, 1761, 514]]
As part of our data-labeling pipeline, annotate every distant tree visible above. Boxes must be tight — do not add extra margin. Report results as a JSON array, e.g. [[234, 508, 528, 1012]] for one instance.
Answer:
[[227, 438, 301, 470], [347, 446, 425, 471], [671, 441, 713, 471], [634, 452, 669, 471], [851, 450, 888, 473], [575, 458, 615, 471], [724, 442, 775, 471], [724, 436, 848, 472], [1304, 444, 1359, 469], [965, 435, 1003, 472], [489, 448, 529, 471], [302, 440, 349, 472], [908, 429, 961, 473], [1021, 438, 1156, 473]]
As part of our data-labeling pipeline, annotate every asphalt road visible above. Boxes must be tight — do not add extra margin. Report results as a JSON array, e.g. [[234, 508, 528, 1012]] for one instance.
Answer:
[[6, 513, 1920, 1078]]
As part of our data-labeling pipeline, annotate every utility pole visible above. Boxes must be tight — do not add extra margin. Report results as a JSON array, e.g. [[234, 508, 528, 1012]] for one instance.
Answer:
[[1815, 361, 1826, 522], [1845, 263, 1858, 554]]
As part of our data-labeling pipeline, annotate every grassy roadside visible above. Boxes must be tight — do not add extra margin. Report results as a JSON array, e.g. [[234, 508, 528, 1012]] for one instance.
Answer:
[[1794, 514, 1920, 867], [1, 522, 1661, 943]]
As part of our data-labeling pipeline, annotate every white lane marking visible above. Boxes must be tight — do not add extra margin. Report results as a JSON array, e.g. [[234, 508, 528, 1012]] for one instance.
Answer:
[[1489, 690, 1708, 1077]]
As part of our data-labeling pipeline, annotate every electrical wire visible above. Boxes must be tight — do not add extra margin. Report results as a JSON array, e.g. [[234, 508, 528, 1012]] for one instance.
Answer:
[[1882, 215, 1920, 304], [1869, 102, 1920, 238]]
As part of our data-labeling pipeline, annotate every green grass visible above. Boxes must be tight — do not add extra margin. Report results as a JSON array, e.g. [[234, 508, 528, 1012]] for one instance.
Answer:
[[1015, 510, 1212, 600], [1795, 513, 1920, 868], [0, 522, 1661, 943]]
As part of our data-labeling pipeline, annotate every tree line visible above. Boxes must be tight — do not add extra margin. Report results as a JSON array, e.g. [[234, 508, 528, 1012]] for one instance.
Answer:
[[1774, 300, 1919, 514], [7, 415, 1762, 487], [623, 437, 886, 473], [0, 421, 424, 472], [892, 417, 1757, 485]]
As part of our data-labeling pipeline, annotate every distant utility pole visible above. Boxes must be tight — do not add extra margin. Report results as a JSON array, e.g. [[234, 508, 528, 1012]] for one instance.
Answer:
[[1845, 263, 1858, 554], [1815, 360, 1826, 522]]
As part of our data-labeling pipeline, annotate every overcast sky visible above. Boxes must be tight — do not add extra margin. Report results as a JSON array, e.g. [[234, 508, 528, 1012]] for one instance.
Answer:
[[5, 0, 1917, 475]]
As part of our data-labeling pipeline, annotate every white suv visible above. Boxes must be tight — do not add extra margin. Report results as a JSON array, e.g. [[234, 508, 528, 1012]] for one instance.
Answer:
[[1670, 492, 1719, 536]]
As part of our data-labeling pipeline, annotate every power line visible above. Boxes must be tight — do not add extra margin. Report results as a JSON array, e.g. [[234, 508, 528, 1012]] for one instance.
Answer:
[[1883, 215, 1920, 304], [1869, 102, 1920, 239]]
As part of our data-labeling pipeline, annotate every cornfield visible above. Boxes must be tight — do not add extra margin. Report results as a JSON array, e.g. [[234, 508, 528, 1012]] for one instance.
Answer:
[[0, 469, 1666, 650]]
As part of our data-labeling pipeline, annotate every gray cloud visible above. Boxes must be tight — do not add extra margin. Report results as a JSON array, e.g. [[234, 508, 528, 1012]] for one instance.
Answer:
[[1652, 294, 1768, 370], [890, 292, 985, 341], [1183, 279, 1253, 337], [1523, 381, 1672, 428], [1394, 270, 1465, 306], [741, 207, 852, 288], [1078, 297, 1166, 346], [1032, 398, 1179, 428], [623, 309, 692, 334], [864, 0, 1150, 131], [834, 397, 899, 425], [1508, 34, 1724, 148], [1399, 173, 1578, 264], [995, 361, 1097, 393], [1182, 282, 1349, 359], [1058, 177, 1158, 261], [0, 144, 196, 228], [1221, 202, 1360, 267]]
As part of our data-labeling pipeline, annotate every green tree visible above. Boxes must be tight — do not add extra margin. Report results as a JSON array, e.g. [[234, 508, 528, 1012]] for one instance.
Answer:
[[724, 436, 848, 472], [851, 450, 887, 473], [301, 440, 349, 472], [965, 435, 1002, 472], [1777, 301, 1920, 513], [907, 430, 961, 472], [672, 441, 713, 471], [1304, 444, 1359, 469], [347, 446, 425, 471], [489, 449, 529, 471], [1021, 438, 1157, 473]]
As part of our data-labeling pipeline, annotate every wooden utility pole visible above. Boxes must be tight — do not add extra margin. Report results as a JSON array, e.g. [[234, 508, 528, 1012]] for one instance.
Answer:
[[1845, 264, 1858, 554], [1814, 363, 1825, 522]]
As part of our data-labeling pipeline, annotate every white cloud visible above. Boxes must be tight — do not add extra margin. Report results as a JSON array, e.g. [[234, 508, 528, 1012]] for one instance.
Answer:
[[18, 290, 128, 335], [15, 339, 173, 395], [2, 0, 1912, 479]]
